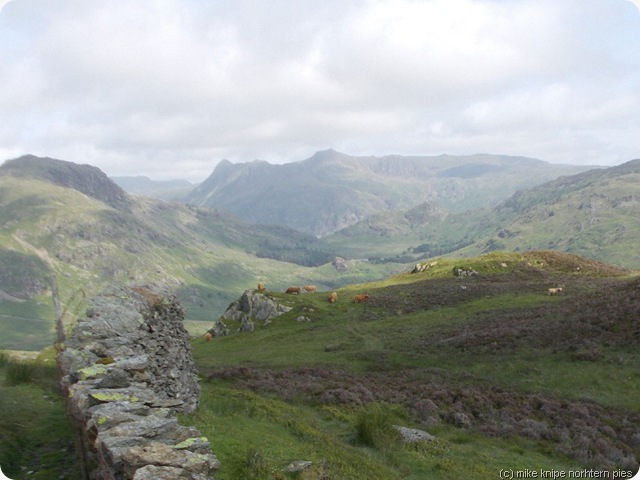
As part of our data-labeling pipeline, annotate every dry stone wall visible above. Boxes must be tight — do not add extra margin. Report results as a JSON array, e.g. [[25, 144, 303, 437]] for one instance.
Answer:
[[58, 285, 219, 480]]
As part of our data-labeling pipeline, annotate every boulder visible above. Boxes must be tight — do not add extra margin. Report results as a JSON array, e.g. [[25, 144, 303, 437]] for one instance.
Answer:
[[212, 290, 292, 334], [393, 425, 435, 443]]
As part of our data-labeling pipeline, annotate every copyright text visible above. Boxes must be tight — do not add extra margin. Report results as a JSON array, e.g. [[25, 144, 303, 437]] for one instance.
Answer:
[[499, 469, 635, 479]]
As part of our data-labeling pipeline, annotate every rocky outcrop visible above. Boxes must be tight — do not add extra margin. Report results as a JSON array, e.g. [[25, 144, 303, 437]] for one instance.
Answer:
[[411, 260, 438, 274], [58, 286, 219, 480], [209, 290, 292, 334], [332, 256, 349, 272]]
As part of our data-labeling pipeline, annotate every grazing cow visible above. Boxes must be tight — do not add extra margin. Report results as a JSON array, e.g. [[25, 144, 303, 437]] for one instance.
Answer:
[[548, 287, 563, 296], [353, 294, 370, 303], [304, 285, 317, 293], [328, 291, 337, 303], [257, 282, 266, 292], [285, 286, 301, 294], [203, 332, 213, 342]]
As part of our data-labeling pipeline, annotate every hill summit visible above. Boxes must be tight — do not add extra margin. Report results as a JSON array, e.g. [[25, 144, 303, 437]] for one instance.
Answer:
[[1, 155, 132, 211]]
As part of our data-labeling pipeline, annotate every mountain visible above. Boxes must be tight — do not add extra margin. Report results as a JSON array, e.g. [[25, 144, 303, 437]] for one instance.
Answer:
[[324, 159, 640, 268], [1, 154, 132, 211], [184, 149, 595, 237], [111, 175, 195, 201], [0, 155, 404, 351]]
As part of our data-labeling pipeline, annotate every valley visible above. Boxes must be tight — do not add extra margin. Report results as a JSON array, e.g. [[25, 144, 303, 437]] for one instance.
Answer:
[[0, 152, 638, 477]]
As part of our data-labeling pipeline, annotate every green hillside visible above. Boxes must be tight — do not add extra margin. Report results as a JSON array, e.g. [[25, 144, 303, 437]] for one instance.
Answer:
[[459, 160, 640, 268], [0, 156, 401, 351], [324, 160, 640, 269], [188, 251, 640, 479]]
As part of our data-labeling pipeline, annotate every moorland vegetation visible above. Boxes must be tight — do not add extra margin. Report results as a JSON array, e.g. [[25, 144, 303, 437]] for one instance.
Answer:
[[184, 251, 640, 479]]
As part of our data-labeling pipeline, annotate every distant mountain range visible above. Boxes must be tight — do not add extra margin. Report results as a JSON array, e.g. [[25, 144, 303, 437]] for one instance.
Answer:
[[183, 149, 595, 236], [111, 175, 195, 201], [1, 152, 638, 351]]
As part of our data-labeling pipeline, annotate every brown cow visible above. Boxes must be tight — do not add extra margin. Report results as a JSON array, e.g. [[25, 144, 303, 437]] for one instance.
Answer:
[[328, 291, 337, 303], [203, 332, 213, 342], [304, 285, 317, 293], [285, 286, 301, 294], [353, 294, 370, 303], [257, 282, 266, 292]]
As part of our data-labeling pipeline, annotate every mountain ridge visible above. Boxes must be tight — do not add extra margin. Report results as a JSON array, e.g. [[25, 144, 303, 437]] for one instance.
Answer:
[[184, 150, 596, 236], [111, 175, 194, 201]]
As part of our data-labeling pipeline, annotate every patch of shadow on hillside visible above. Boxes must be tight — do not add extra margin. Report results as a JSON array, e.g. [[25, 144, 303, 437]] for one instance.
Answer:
[[410, 276, 640, 354]]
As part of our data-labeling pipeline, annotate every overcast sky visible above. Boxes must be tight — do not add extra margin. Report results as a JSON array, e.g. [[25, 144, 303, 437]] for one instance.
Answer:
[[1, 0, 639, 181]]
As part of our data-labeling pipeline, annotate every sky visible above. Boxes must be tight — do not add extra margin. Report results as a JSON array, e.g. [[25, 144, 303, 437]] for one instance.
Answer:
[[0, 0, 639, 182]]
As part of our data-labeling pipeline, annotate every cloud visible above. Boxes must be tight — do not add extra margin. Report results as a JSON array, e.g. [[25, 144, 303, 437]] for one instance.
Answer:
[[0, 0, 639, 181]]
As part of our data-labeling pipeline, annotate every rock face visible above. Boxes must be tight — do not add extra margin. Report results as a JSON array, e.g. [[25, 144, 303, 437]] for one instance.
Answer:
[[209, 290, 292, 334], [58, 286, 219, 479]]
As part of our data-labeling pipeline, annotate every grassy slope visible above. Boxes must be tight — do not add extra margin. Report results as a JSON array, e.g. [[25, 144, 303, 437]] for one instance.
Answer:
[[186, 251, 640, 479], [464, 172, 640, 268], [0, 175, 400, 350], [323, 164, 640, 270], [0, 350, 83, 479]]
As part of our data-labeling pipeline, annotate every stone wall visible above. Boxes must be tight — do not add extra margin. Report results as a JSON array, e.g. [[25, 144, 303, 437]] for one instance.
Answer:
[[57, 285, 219, 480]]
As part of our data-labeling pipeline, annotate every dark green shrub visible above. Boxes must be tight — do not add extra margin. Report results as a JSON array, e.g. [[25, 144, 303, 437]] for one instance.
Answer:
[[353, 402, 403, 450], [228, 448, 285, 480]]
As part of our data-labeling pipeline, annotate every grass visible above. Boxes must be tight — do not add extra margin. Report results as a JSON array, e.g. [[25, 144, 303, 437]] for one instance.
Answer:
[[0, 350, 83, 480], [0, 298, 56, 351], [183, 379, 586, 480], [188, 252, 640, 477]]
